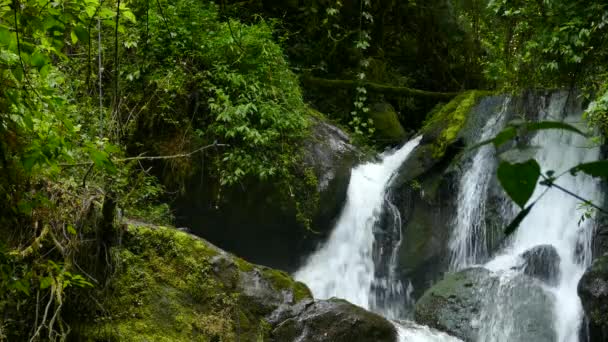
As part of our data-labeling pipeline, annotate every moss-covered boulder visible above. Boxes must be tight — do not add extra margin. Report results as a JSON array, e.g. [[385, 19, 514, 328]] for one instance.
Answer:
[[368, 102, 407, 145], [72, 222, 397, 342], [270, 298, 397, 342], [74, 222, 312, 341], [578, 254, 608, 341], [415, 268, 555, 341]]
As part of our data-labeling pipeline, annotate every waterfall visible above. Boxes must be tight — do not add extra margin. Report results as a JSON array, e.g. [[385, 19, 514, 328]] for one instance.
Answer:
[[450, 91, 603, 341], [295, 135, 461, 341], [449, 98, 511, 270]]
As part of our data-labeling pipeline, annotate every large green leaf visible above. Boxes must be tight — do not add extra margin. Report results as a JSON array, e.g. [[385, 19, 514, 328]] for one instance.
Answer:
[[497, 159, 541, 208], [571, 160, 608, 179]]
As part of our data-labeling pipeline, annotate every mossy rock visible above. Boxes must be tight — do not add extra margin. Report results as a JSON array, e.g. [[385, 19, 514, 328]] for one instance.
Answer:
[[579, 254, 608, 340], [369, 102, 407, 145], [271, 298, 397, 342], [73, 222, 312, 341], [415, 268, 555, 341], [421, 90, 493, 159]]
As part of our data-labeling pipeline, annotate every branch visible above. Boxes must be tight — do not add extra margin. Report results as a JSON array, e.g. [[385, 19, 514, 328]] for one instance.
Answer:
[[61, 142, 229, 167], [301, 75, 460, 100]]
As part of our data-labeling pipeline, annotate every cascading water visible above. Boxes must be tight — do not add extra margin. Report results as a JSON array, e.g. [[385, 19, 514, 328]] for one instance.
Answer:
[[449, 98, 512, 270], [450, 91, 603, 341], [295, 135, 460, 341]]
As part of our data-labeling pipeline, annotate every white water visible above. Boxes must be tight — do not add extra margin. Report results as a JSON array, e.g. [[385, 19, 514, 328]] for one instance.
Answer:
[[450, 92, 603, 341], [449, 98, 511, 270], [295, 135, 461, 341]]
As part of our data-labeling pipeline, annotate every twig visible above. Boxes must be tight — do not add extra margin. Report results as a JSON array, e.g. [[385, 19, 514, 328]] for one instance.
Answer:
[[60, 142, 229, 167]]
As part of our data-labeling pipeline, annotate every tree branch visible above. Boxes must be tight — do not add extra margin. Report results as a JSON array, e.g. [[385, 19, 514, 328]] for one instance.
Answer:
[[61, 142, 229, 167], [301, 75, 460, 100]]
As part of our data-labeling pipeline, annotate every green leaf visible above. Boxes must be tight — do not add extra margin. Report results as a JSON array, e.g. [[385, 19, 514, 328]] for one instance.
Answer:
[[523, 121, 586, 136], [73, 25, 89, 44], [570, 160, 608, 179], [67, 225, 77, 235], [70, 30, 78, 44], [11, 65, 23, 82], [88, 148, 117, 174], [504, 202, 535, 236], [497, 159, 541, 208], [0, 26, 13, 47], [40, 276, 53, 289], [30, 51, 47, 68], [492, 126, 517, 147]]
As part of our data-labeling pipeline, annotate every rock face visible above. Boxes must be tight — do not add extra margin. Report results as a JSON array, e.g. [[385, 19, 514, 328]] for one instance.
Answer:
[[303, 117, 362, 232], [414, 267, 555, 341], [176, 116, 362, 271], [579, 254, 608, 341], [369, 102, 407, 145], [74, 223, 395, 342], [270, 298, 397, 342], [519, 245, 561, 285]]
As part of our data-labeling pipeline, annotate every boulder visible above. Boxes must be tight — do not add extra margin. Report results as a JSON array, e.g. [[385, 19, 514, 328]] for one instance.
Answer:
[[175, 115, 362, 271], [578, 254, 608, 341], [270, 298, 397, 342], [369, 102, 407, 145], [303, 117, 362, 231], [415, 267, 555, 341], [519, 245, 561, 285], [73, 223, 313, 341]]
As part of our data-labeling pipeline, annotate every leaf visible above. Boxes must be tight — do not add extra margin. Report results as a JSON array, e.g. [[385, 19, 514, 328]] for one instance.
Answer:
[[88, 148, 117, 174], [40, 276, 53, 289], [67, 225, 77, 235], [497, 159, 541, 208], [571, 160, 608, 179], [30, 51, 47, 68], [70, 30, 78, 44], [73, 25, 89, 44], [0, 26, 13, 47], [504, 202, 535, 236], [11, 65, 23, 82], [523, 121, 586, 136], [469, 126, 517, 150], [492, 126, 517, 147]]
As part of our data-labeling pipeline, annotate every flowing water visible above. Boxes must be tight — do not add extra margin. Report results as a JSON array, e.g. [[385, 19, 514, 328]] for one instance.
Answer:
[[449, 98, 512, 270], [450, 92, 602, 341], [294, 91, 601, 341], [295, 135, 460, 341]]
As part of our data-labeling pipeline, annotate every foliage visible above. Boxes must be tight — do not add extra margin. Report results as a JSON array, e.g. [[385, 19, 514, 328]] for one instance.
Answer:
[[111, 0, 308, 189], [472, 120, 607, 235], [457, 0, 608, 89]]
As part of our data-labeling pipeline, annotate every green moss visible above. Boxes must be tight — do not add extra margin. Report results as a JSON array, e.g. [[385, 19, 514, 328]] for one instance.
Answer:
[[261, 267, 312, 303], [75, 223, 309, 341], [421, 90, 492, 159], [369, 103, 407, 144]]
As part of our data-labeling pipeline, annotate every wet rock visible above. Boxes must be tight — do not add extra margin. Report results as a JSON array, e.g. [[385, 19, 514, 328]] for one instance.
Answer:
[[578, 254, 608, 341], [519, 245, 561, 285], [176, 116, 361, 271], [414, 267, 555, 341], [369, 102, 407, 146], [303, 117, 362, 231], [270, 298, 397, 342]]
